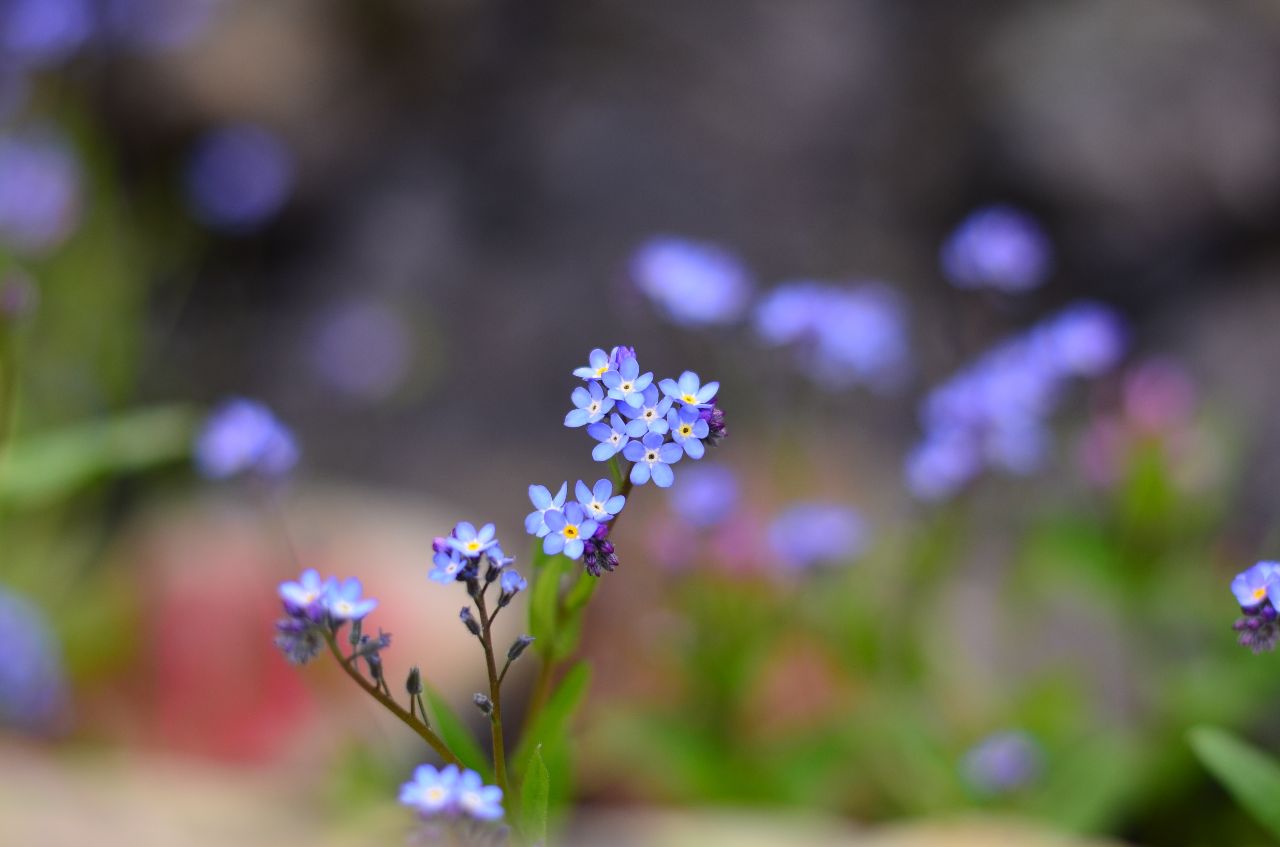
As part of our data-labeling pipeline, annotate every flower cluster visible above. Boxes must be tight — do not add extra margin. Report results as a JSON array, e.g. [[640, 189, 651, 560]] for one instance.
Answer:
[[1231, 561, 1280, 653], [906, 301, 1127, 501], [429, 521, 527, 606], [399, 763, 504, 822], [195, 398, 299, 480], [272, 568, 380, 666], [940, 205, 1052, 293]]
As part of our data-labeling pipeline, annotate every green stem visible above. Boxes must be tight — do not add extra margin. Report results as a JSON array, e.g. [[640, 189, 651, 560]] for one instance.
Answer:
[[323, 632, 460, 765], [475, 587, 510, 796]]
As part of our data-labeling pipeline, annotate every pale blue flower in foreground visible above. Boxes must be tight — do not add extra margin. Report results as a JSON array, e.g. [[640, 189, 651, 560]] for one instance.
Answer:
[[525, 482, 568, 537], [1232, 561, 1280, 610], [565, 380, 614, 427], [575, 478, 626, 523], [543, 503, 598, 560], [658, 371, 719, 408], [447, 522, 498, 559], [623, 431, 683, 488]]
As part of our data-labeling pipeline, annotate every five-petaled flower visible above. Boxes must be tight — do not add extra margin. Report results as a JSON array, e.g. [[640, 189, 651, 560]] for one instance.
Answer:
[[667, 404, 710, 459], [447, 521, 498, 558], [564, 380, 615, 427], [278, 568, 334, 618], [659, 371, 719, 408], [543, 502, 599, 559], [588, 413, 633, 461], [573, 348, 612, 381], [621, 385, 673, 435], [399, 763, 460, 815], [525, 483, 568, 537], [603, 356, 653, 408], [1232, 561, 1280, 610], [326, 577, 379, 620], [456, 769, 505, 821], [623, 431, 683, 488], [575, 478, 627, 523], [429, 549, 466, 584]]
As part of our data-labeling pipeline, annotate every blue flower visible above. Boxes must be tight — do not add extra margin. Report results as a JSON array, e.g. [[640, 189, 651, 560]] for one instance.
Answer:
[[500, 568, 527, 596], [669, 464, 739, 527], [185, 124, 293, 232], [666, 405, 710, 459], [564, 380, 615, 427], [623, 432, 683, 488], [525, 483, 568, 537], [278, 568, 335, 618], [455, 768, 504, 821], [0, 129, 83, 256], [961, 731, 1043, 795], [629, 236, 752, 327], [587, 413, 633, 462], [602, 356, 653, 409], [940, 205, 1052, 293], [326, 577, 378, 621], [620, 385, 672, 435], [1044, 301, 1127, 378], [0, 0, 93, 68], [1232, 562, 1280, 610], [399, 763, 461, 816], [575, 478, 626, 523], [658, 371, 719, 408], [573, 348, 611, 381], [430, 549, 466, 584], [0, 589, 68, 735], [767, 503, 868, 568], [194, 398, 298, 480], [543, 502, 598, 560], [447, 521, 498, 558]]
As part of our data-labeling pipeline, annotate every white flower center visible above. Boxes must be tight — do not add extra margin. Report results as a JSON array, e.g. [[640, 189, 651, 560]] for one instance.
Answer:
[[646, 451, 657, 462]]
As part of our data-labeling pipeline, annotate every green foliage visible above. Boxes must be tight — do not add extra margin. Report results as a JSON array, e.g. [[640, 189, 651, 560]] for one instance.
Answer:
[[423, 686, 493, 781], [514, 663, 591, 783], [519, 746, 550, 845], [1189, 726, 1280, 841]]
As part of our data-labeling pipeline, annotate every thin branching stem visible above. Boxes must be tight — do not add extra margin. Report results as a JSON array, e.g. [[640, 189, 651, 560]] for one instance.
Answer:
[[474, 585, 510, 796]]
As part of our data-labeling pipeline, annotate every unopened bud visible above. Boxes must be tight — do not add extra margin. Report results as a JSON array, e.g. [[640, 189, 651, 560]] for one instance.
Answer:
[[406, 666, 422, 696], [347, 618, 363, 648], [473, 693, 493, 715], [507, 635, 535, 662], [460, 607, 481, 637]]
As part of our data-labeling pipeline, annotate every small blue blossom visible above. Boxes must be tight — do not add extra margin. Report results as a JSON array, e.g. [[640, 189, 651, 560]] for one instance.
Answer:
[[399, 763, 462, 816], [623, 431, 683, 488], [620, 385, 673, 435], [278, 568, 334, 619], [961, 731, 1043, 795], [326, 577, 378, 621], [587, 413, 633, 462], [1044, 301, 1128, 378], [185, 123, 293, 232], [564, 380, 614, 427], [666, 404, 710, 459], [525, 483, 568, 537], [658, 371, 719, 408], [602, 356, 653, 409], [669, 464, 739, 527], [500, 568, 527, 596], [573, 348, 612, 381], [0, 128, 83, 256], [430, 549, 466, 584], [940, 205, 1052, 293], [0, 0, 94, 68], [767, 503, 868, 569], [455, 768, 505, 821], [575, 478, 626, 523], [543, 502, 598, 560], [194, 397, 298, 480], [447, 521, 498, 559], [1232, 562, 1280, 610], [629, 236, 753, 327]]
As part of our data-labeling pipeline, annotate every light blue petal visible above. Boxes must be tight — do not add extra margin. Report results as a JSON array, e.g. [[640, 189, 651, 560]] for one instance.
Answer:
[[652, 462, 675, 487], [624, 418, 647, 437], [631, 462, 651, 485], [587, 422, 611, 442], [659, 442, 684, 463], [571, 386, 591, 408], [678, 371, 699, 395], [564, 538, 585, 559], [552, 482, 568, 505], [696, 381, 720, 402], [564, 408, 590, 427], [622, 441, 645, 461], [658, 378, 679, 398], [543, 533, 565, 555], [592, 442, 618, 462], [529, 484, 551, 510], [593, 478, 612, 501], [684, 438, 705, 459], [575, 480, 592, 504], [543, 509, 566, 531]]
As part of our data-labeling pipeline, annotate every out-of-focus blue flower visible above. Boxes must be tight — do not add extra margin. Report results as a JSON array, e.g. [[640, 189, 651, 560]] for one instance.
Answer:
[[455, 768, 505, 821], [602, 356, 653, 409], [184, 124, 293, 231], [499, 568, 527, 597], [669, 464, 739, 528], [0, 588, 68, 735], [273, 616, 323, 665], [767, 502, 867, 569], [754, 282, 910, 392], [0, 129, 82, 255], [310, 300, 411, 402], [101, 0, 221, 53], [623, 431, 683, 488], [629, 236, 752, 327], [658, 371, 719, 408], [326, 577, 377, 621], [587, 413, 633, 462], [278, 568, 334, 619], [0, 65, 28, 123], [961, 731, 1043, 795], [620, 385, 672, 435], [1043, 301, 1127, 377], [940, 205, 1052, 293], [575, 478, 626, 523], [0, 0, 93, 67], [525, 482, 567, 538], [429, 549, 466, 584], [666, 404, 709, 459], [399, 763, 461, 816], [905, 429, 982, 502], [447, 522, 498, 559], [565, 380, 614, 428], [194, 398, 298, 480], [573, 348, 611, 381], [543, 502, 598, 560], [1231, 562, 1280, 610]]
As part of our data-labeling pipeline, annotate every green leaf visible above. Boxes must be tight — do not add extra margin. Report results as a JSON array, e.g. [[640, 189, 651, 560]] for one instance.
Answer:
[[424, 686, 492, 780], [519, 745, 550, 845], [513, 662, 591, 781], [529, 554, 570, 657], [1189, 725, 1280, 840]]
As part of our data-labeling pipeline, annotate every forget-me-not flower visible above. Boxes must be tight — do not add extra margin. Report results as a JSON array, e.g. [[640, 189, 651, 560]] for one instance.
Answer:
[[564, 380, 614, 427], [399, 763, 462, 816], [940, 205, 1052, 293], [1232, 562, 1280, 610], [447, 521, 498, 558], [667, 404, 709, 459], [575, 478, 626, 523], [573, 348, 612, 381], [669, 464, 739, 527], [659, 371, 719, 408], [602, 356, 653, 408], [621, 385, 672, 435], [500, 568, 527, 596], [768, 502, 868, 568], [326, 577, 378, 621], [278, 568, 334, 618], [543, 502, 598, 560], [194, 397, 298, 480], [629, 236, 753, 327], [587, 413, 633, 462], [455, 768, 505, 820], [430, 549, 467, 584], [623, 431, 683, 488], [525, 483, 568, 537]]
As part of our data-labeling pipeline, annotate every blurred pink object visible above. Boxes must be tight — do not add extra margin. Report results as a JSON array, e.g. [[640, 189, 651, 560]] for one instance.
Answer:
[[1122, 357, 1197, 434]]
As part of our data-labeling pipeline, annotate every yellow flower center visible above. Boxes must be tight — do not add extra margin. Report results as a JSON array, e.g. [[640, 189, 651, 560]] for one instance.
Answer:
[[595, 364, 608, 377], [426, 787, 446, 803], [680, 425, 692, 436], [1254, 586, 1268, 602], [682, 393, 698, 404], [466, 540, 481, 552], [563, 525, 579, 539]]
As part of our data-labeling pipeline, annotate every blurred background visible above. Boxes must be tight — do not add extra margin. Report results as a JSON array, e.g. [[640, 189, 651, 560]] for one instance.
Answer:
[[4, 1, 1280, 844]]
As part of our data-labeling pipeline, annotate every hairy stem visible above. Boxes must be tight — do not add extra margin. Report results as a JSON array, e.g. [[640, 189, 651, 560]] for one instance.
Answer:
[[475, 587, 510, 795], [323, 631, 460, 765]]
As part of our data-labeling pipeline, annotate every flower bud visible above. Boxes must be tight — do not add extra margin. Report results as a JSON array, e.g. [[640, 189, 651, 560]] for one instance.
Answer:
[[406, 666, 422, 696], [460, 607, 481, 637], [507, 635, 535, 663], [473, 693, 493, 715], [347, 618, 363, 648]]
